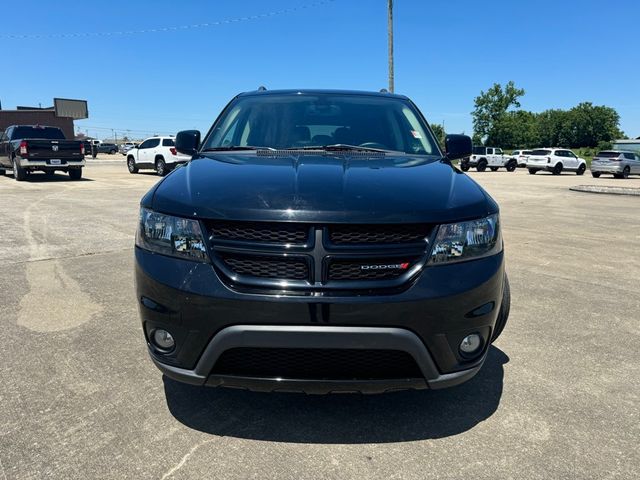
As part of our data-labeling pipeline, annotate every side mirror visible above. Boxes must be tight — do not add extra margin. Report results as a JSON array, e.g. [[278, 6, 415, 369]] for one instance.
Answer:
[[444, 134, 472, 161], [175, 130, 201, 155]]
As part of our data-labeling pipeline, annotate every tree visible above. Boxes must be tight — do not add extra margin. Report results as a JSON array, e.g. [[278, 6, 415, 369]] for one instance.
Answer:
[[567, 102, 623, 147], [429, 123, 445, 146], [472, 81, 525, 141], [488, 110, 539, 149]]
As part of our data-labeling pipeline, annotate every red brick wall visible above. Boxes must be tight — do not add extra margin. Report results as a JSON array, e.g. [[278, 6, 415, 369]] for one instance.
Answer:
[[0, 110, 75, 139]]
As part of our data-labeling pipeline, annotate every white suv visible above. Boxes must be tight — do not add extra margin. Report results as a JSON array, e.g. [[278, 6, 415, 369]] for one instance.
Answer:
[[126, 136, 191, 176], [526, 148, 587, 175], [511, 149, 532, 168]]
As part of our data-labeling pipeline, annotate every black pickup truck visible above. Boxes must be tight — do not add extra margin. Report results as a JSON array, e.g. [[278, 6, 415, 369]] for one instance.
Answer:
[[0, 125, 85, 180]]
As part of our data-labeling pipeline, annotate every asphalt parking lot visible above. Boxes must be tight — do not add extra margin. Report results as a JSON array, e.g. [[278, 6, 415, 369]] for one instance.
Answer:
[[1, 163, 638, 479]]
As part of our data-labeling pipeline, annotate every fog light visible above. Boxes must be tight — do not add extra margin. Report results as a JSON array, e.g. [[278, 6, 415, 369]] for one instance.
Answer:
[[459, 334, 482, 356], [152, 329, 175, 351]]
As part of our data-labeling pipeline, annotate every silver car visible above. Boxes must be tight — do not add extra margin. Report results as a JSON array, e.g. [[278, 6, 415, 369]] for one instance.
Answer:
[[591, 151, 640, 179]]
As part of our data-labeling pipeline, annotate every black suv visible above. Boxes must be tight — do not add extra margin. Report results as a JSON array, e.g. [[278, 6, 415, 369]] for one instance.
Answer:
[[135, 89, 509, 394]]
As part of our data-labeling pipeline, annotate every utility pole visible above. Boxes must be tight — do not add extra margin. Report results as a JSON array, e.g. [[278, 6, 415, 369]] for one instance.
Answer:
[[388, 0, 394, 93]]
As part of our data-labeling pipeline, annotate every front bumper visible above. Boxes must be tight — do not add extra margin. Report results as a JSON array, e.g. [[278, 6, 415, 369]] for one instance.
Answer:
[[136, 247, 505, 393]]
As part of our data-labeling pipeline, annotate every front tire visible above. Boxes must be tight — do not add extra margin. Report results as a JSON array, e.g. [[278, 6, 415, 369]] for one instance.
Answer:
[[528, 168, 537, 175], [552, 163, 563, 175], [155, 157, 167, 176], [506, 161, 517, 172], [69, 168, 82, 180], [576, 164, 586, 176], [127, 157, 138, 174], [110, 149, 117, 155], [460, 164, 470, 172], [622, 166, 630, 179], [491, 274, 511, 343], [591, 171, 601, 178], [477, 160, 487, 172]]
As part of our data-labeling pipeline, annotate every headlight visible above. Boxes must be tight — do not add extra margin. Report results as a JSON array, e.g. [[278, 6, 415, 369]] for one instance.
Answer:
[[429, 214, 501, 264], [136, 208, 208, 261]]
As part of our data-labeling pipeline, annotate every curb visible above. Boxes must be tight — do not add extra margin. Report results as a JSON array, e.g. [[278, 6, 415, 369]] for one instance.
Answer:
[[570, 185, 640, 196]]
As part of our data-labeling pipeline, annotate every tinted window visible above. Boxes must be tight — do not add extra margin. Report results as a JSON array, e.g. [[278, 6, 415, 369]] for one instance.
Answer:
[[204, 93, 439, 155], [162, 139, 175, 147], [140, 138, 160, 149], [530, 149, 551, 156], [523, 150, 532, 155], [472, 147, 486, 154], [623, 153, 634, 160], [11, 126, 65, 140], [595, 151, 620, 158]]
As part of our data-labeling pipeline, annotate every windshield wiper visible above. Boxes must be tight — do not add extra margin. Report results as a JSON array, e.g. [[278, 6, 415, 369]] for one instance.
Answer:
[[201, 146, 277, 152], [284, 144, 389, 153]]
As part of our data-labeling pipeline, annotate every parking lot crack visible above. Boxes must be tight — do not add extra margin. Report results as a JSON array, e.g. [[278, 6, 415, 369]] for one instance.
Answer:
[[160, 439, 217, 480]]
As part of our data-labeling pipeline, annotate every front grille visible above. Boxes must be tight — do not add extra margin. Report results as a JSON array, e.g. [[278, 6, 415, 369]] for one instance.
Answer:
[[328, 260, 414, 281], [329, 224, 430, 245], [208, 221, 430, 290], [221, 254, 308, 280], [210, 221, 309, 245], [211, 348, 423, 380]]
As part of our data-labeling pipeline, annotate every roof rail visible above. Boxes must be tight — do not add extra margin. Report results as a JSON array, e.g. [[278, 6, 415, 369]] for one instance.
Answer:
[[257, 86, 267, 91]]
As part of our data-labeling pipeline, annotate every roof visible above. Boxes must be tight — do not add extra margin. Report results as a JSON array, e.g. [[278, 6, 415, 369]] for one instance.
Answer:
[[237, 88, 408, 99], [612, 139, 640, 144]]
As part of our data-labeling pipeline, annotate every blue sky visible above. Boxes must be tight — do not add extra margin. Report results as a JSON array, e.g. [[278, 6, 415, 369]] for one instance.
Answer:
[[1, 0, 638, 140]]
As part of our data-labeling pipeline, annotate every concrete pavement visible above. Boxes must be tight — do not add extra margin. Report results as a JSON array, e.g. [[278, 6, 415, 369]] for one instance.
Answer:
[[0, 164, 638, 479]]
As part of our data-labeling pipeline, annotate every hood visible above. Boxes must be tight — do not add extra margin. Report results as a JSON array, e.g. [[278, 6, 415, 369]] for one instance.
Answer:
[[147, 153, 496, 224]]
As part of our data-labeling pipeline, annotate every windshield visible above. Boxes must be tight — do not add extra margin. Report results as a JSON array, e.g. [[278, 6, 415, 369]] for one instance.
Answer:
[[202, 93, 439, 155], [12, 126, 65, 140]]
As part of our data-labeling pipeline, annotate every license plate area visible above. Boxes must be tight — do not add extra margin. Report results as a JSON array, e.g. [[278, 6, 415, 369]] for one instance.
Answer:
[[49, 159, 62, 165]]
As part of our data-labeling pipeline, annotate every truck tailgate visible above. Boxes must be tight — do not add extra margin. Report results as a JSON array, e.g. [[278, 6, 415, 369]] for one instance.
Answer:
[[23, 139, 84, 159]]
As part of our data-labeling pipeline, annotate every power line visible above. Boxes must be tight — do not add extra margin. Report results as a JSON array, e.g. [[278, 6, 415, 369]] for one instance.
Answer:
[[0, 0, 336, 39]]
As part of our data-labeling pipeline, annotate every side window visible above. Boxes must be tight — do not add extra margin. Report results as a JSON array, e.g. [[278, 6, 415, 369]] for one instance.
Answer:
[[623, 153, 634, 160], [568, 151, 576, 158], [496, 148, 503, 155], [138, 139, 152, 149], [6, 127, 13, 141], [144, 138, 160, 148], [162, 139, 175, 147], [486, 148, 493, 155], [556, 151, 565, 157]]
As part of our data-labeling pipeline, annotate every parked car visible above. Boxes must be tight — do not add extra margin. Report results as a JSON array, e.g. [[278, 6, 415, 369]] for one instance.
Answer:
[[97, 143, 118, 154], [460, 146, 517, 172], [526, 148, 587, 175], [590, 150, 640, 179], [511, 149, 532, 168], [135, 89, 510, 394], [119, 142, 139, 155], [0, 125, 85, 180], [126, 136, 190, 176]]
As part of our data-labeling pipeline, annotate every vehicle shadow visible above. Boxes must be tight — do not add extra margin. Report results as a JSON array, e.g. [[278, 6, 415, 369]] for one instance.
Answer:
[[163, 346, 509, 443], [0, 173, 94, 182]]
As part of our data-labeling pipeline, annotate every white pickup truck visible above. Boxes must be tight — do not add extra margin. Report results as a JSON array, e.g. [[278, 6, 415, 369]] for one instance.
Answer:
[[460, 146, 518, 172]]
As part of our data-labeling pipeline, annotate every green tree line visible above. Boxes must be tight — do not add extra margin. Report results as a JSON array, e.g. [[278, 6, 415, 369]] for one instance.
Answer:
[[471, 81, 625, 150]]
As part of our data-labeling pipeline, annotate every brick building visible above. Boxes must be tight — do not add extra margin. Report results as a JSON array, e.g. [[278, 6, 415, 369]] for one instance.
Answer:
[[0, 107, 75, 139]]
